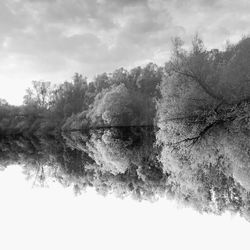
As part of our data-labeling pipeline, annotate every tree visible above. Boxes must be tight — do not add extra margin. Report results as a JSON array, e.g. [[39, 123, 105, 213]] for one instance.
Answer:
[[218, 37, 250, 103], [51, 74, 88, 121], [134, 63, 162, 98], [23, 81, 53, 110], [169, 36, 224, 102], [93, 73, 110, 93], [109, 68, 129, 87], [88, 84, 133, 126]]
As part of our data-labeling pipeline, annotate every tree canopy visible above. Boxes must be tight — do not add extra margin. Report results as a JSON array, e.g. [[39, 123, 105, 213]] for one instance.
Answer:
[[1, 36, 250, 135]]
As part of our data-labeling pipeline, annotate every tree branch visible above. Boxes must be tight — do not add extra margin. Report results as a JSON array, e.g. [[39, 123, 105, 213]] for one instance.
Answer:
[[169, 61, 224, 102], [173, 116, 236, 147]]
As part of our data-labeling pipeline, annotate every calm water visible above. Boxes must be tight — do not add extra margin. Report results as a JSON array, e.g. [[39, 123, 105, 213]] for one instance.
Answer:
[[1, 126, 250, 223]]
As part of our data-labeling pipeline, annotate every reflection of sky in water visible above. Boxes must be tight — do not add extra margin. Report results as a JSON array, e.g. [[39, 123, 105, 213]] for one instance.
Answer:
[[0, 165, 249, 250]]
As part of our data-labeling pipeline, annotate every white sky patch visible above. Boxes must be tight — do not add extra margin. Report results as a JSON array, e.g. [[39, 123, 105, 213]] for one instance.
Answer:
[[0, 164, 249, 250]]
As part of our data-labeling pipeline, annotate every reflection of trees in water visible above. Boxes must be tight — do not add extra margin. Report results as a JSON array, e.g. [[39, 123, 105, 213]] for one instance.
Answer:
[[157, 112, 250, 221], [1, 125, 250, 221], [62, 127, 167, 199], [0, 127, 167, 199]]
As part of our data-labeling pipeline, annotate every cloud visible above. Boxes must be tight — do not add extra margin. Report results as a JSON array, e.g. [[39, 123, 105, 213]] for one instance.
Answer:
[[1, 0, 250, 104]]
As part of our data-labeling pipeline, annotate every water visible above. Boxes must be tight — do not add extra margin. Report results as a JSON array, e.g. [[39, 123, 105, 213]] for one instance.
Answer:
[[1, 126, 250, 223], [0, 127, 162, 198], [1, 127, 250, 249]]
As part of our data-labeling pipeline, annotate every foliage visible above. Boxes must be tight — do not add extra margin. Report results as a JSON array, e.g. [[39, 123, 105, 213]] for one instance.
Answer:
[[156, 35, 250, 218], [1, 36, 250, 135], [1, 127, 250, 221], [2, 35, 250, 222]]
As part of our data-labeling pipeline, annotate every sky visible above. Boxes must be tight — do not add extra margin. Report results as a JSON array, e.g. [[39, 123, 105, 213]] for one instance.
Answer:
[[0, 164, 250, 250], [1, 0, 250, 105]]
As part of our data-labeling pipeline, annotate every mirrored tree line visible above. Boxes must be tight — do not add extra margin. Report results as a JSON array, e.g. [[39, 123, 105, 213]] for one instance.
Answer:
[[1, 126, 250, 222]]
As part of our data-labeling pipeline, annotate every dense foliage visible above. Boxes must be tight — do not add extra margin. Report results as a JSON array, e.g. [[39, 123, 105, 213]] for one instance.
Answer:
[[1, 36, 250, 135], [156, 36, 250, 220], [1, 127, 250, 222], [0, 128, 165, 200], [0, 64, 162, 135]]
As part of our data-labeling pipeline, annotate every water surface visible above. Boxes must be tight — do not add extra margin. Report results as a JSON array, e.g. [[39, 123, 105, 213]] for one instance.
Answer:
[[1, 126, 250, 223]]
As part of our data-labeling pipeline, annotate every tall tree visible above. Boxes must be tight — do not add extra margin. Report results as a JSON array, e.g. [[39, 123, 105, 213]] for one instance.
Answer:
[[23, 81, 53, 110]]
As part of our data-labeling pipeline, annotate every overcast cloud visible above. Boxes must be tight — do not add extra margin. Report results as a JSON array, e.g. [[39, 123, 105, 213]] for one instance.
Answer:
[[1, 0, 250, 104]]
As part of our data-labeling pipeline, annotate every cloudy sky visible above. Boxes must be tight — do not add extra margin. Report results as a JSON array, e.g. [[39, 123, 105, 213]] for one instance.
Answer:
[[1, 0, 250, 104]]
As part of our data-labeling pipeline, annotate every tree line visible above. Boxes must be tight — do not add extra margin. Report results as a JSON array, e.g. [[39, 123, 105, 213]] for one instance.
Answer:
[[0, 64, 162, 135], [1, 35, 250, 135]]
